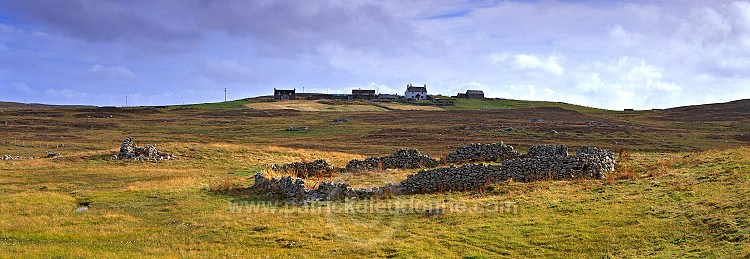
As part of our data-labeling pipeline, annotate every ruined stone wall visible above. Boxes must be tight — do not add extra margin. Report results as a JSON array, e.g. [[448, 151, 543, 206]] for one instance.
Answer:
[[399, 146, 614, 194], [270, 159, 335, 178], [443, 142, 518, 163], [253, 172, 398, 201], [254, 145, 615, 200], [111, 137, 172, 161], [345, 148, 439, 171]]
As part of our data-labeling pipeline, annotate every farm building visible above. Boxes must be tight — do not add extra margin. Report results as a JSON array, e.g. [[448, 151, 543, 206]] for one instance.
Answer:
[[273, 88, 296, 100], [405, 84, 427, 101], [457, 90, 485, 99], [375, 94, 399, 102], [352, 89, 376, 99]]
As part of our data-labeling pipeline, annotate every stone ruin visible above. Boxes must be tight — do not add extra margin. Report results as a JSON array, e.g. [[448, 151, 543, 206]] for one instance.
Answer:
[[345, 148, 439, 171], [525, 144, 568, 158], [253, 173, 399, 201], [270, 159, 336, 178], [111, 137, 173, 161], [400, 146, 614, 193], [443, 142, 518, 164], [253, 144, 616, 201]]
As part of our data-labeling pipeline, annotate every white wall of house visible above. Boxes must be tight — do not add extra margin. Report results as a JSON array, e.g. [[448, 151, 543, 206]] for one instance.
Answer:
[[405, 91, 427, 100]]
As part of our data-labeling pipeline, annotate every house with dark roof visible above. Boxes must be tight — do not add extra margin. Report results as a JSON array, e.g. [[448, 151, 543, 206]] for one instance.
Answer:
[[457, 90, 485, 99], [405, 84, 427, 100], [375, 94, 399, 102], [352, 89, 376, 99], [273, 88, 296, 100]]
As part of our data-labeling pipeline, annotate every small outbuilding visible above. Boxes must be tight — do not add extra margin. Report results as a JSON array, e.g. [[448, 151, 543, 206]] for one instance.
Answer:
[[274, 88, 296, 100], [352, 89, 376, 99], [457, 90, 484, 99], [375, 94, 399, 102]]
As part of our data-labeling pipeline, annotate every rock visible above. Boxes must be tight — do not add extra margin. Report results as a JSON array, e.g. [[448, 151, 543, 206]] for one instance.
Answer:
[[286, 126, 309, 131], [530, 118, 545, 123], [330, 118, 349, 123], [113, 137, 172, 161], [45, 151, 60, 158]]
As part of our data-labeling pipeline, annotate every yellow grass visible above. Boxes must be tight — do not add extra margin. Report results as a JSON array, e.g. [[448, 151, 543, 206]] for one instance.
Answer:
[[375, 102, 445, 111], [244, 100, 388, 111]]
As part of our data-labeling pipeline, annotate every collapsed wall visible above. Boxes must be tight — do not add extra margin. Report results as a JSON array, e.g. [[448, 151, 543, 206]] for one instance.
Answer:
[[400, 146, 615, 194], [254, 144, 615, 201], [443, 142, 518, 163], [270, 159, 335, 178], [345, 148, 439, 171], [111, 137, 172, 161], [253, 172, 398, 201]]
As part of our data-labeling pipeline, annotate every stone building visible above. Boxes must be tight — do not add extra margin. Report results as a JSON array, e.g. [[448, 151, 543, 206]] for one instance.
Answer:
[[352, 89, 376, 99], [457, 90, 485, 99], [405, 84, 427, 101], [273, 88, 296, 100]]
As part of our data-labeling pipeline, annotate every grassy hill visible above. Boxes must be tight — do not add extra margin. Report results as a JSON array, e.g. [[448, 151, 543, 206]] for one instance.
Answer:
[[0, 98, 747, 257]]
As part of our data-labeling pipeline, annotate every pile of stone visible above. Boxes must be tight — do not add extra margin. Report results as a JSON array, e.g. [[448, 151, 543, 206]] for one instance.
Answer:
[[270, 159, 335, 178], [45, 151, 60, 158], [345, 148, 439, 171], [2, 155, 25, 160], [111, 137, 173, 161], [443, 142, 518, 163], [253, 172, 398, 201]]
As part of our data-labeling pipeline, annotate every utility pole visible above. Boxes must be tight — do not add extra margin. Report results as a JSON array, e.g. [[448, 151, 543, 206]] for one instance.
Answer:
[[224, 88, 227, 102]]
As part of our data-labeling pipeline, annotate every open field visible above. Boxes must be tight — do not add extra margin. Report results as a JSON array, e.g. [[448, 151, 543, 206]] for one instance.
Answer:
[[0, 98, 748, 257]]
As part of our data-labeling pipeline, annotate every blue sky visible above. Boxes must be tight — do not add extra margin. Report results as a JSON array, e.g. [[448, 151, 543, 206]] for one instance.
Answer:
[[1, 0, 749, 109]]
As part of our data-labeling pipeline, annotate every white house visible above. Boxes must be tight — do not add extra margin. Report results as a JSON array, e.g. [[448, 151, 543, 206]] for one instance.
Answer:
[[404, 84, 427, 100]]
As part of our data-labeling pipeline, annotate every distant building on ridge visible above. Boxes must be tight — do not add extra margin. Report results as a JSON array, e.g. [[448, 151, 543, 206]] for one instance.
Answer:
[[456, 90, 485, 99], [274, 88, 296, 100], [405, 84, 427, 101], [352, 89, 376, 99]]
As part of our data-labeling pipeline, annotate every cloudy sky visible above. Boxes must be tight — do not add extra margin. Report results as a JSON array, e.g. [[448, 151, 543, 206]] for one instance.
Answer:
[[1, 0, 749, 109]]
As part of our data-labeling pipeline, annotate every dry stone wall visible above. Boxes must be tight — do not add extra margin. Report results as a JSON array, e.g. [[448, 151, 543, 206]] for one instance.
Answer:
[[253, 172, 398, 201], [525, 144, 568, 158], [270, 159, 335, 178], [400, 146, 615, 194], [253, 144, 615, 201], [444, 142, 518, 163], [345, 148, 439, 171]]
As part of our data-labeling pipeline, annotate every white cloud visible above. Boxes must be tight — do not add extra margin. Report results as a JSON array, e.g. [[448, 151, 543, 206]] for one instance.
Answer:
[[513, 54, 564, 76], [194, 59, 255, 82], [87, 64, 137, 81]]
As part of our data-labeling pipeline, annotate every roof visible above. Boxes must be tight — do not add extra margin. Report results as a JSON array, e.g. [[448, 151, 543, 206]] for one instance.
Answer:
[[466, 90, 484, 94], [352, 89, 376, 94], [406, 87, 427, 92], [274, 88, 295, 93]]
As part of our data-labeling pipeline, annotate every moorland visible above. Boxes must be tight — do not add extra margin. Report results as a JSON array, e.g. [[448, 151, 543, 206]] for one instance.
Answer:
[[0, 97, 748, 257]]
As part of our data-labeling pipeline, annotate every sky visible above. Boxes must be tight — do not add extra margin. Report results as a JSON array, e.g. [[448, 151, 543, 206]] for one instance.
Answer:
[[1, 0, 749, 110]]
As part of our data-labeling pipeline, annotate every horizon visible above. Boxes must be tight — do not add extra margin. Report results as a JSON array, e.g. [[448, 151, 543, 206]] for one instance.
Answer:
[[2, 1, 750, 109]]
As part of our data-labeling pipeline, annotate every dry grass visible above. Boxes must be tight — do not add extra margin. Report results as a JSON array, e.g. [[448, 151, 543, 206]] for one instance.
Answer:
[[0, 102, 748, 257], [375, 102, 445, 111], [243, 100, 388, 111]]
